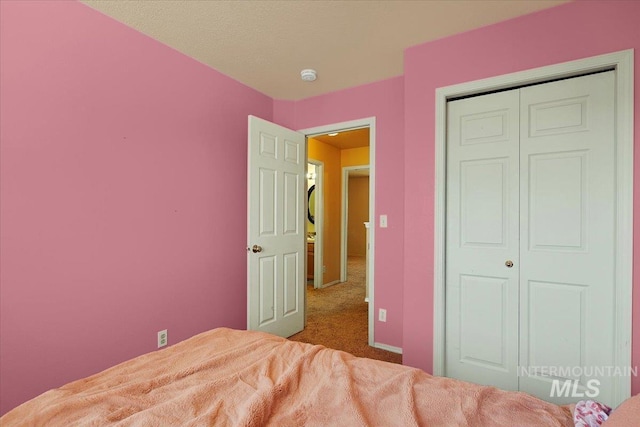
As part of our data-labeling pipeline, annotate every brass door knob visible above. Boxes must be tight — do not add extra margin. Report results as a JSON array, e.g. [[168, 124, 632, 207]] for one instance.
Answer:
[[505, 260, 514, 268], [252, 245, 263, 253]]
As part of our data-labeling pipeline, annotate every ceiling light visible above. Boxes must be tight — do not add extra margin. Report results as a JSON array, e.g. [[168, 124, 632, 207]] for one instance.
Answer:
[[300, 69, 317, 82], [328, 132, 339, 137]]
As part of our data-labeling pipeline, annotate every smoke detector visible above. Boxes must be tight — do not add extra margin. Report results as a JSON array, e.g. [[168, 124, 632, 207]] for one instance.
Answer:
[[300, 69, 317, 82]]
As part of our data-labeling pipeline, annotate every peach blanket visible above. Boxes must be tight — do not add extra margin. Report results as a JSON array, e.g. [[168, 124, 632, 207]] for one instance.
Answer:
[[1, 328, 573, 426]]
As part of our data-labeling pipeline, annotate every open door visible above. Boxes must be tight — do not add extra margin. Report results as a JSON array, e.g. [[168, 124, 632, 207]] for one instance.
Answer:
[[247, 116, 306, 337]]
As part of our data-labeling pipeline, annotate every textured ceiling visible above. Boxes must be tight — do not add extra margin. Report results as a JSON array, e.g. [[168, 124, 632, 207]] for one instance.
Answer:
[[80, 0, 568, 100]]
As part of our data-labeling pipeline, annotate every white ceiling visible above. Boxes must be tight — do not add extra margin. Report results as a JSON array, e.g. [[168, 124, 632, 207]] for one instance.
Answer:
[[80, 0, 568, 101]]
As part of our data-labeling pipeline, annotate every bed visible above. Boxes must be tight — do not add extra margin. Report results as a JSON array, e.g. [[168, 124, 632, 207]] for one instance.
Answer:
[[0, 328, 634, 426]]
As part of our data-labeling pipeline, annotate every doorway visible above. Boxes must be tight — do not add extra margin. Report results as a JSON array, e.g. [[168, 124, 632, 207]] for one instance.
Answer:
[[300, 118, 376, 346], [246, 116, 376, 345], [341, 166, 370, 300]]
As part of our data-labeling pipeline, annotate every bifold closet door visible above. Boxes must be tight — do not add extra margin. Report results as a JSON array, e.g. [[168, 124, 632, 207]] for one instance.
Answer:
[[518, 71, 616, 404], [445, 89, 521, 391], [445, 71, 617, 404]]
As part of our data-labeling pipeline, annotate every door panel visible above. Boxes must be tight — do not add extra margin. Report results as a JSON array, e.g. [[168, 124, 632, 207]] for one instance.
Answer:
[[282, 252, 299, 315], [518, 71, 616, 404], [459, 274, 509, 369], [259, 168, 276, 235], [248, 116, 306, 337], [527, 281, 585, 369], [283, 172, 300, 235], [528, 96, 588, 137], [528, 151, 587, 251], [460, 158, 509, 247], [258, 256, 276, 324], [445, 89, 520, 391]]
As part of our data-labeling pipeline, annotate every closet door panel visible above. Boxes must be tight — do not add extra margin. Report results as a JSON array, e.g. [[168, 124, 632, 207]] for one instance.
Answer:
[[445, 89, 520, 391], [518, 71, 616, 404]]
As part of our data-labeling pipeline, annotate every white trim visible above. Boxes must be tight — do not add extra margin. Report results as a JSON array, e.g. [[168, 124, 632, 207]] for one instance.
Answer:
[[614, 50, 634, 405], [300, 118, 373, 138], [433, 49, 633, 406], [300, 117, 377, 347], [307, 159, 324, 289], [374, 342, 403, 355], [341, 165, 371, 283]]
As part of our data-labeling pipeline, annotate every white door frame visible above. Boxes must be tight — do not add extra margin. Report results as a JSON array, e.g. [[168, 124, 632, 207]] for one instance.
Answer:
[[433, 50, 634, 406], [341, 165, 371, 283], [299, 117, 376, 346], [307, 159, 324, 289]]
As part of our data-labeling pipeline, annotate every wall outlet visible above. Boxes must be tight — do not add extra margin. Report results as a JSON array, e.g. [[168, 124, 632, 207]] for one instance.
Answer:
[[378, 309, 387, 322], [158, 329, 168, 348]]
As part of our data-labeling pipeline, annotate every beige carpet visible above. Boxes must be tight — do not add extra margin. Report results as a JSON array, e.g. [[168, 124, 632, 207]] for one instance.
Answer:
[[289, 256, 402, 364]]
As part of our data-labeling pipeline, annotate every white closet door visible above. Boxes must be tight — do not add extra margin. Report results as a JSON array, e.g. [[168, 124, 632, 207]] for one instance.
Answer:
[[445, 89, 521, 391], [518, 71, 616, 404], [445, 71, 617, 405]]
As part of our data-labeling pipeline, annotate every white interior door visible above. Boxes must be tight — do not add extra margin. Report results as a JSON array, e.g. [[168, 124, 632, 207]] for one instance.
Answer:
[[445, 89, 521, 391], [518, 71, 616, 404], [445, 71, 617, 405], [247, 115, 306, 337]]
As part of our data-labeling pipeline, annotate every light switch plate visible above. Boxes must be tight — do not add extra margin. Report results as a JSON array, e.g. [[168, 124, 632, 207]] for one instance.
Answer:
[[380, 215, 388, 228]]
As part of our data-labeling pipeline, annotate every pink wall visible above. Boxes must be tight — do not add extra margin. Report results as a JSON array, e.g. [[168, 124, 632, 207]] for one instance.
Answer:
[[3, 0, 638, 416], [274, 76, 406, 347], [402, 0, 640, 394], [0, 1, 272, 414], [272, 99, 297, 131]]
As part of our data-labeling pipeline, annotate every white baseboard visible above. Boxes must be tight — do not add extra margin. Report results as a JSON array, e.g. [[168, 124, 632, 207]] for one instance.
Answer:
[[373, 342, 403, 354]]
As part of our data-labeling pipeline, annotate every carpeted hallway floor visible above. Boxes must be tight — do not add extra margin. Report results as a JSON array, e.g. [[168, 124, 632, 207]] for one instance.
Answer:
[[288, 256, 402, 364]]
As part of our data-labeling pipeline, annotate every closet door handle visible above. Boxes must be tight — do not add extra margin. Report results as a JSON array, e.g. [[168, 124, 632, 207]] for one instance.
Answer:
[[251, 245, 263, 253], [505, 260, 514, 268]]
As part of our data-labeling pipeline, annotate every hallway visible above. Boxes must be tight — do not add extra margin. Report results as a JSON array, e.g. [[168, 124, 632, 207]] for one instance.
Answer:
[[289, 256, 401, 364]]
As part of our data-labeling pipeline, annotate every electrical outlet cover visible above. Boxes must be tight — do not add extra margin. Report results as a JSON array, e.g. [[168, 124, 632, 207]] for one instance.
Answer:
[[158, 330, 168, 348]]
